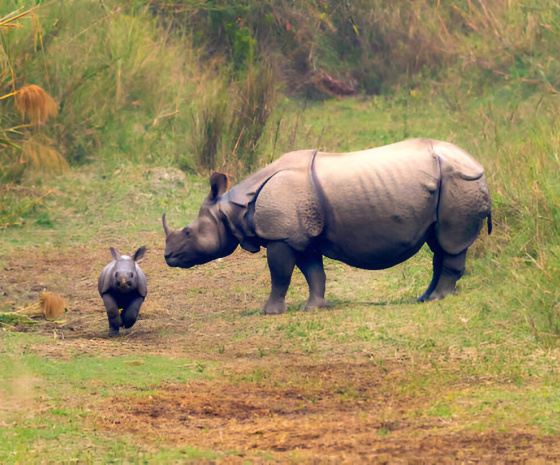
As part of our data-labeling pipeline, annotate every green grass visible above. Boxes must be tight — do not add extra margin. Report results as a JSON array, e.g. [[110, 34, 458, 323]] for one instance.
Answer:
[[0, 332, 218, 462]]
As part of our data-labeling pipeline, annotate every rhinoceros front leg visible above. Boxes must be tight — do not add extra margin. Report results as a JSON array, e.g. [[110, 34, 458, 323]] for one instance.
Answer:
[[121, 296, 144, 329], [296, 251, 331, 310], [101, 293, 122, 336], [263, 241, 297, 315]]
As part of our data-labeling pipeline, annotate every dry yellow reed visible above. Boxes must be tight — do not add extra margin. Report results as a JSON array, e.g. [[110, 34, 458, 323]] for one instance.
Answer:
[[41, 292, 67, 320], [20, 139, 68, 173], [17, 292, 67, 320], [14, 84, 58, 126]]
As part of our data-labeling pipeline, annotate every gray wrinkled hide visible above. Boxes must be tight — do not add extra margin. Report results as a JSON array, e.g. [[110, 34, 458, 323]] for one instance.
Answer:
[[164, 138, 492, 313], [221, 138, 490, 262]]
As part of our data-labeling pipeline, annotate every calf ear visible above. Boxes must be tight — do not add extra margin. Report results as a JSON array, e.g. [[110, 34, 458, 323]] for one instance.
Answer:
[[209, 172, 230, 200], [133, 246, 147, 262], [110, 247, 120, 261]]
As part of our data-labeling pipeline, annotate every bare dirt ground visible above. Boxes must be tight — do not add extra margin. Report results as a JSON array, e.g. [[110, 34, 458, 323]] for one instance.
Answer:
[[2, 232, 559, 463]]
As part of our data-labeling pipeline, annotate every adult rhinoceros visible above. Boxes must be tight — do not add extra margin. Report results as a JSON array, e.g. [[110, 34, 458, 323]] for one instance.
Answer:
[[163, 138, 492, 315]]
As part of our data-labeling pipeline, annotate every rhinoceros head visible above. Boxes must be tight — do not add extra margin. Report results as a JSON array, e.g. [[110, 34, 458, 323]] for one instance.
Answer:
[[104, 246, 146, 293], [163, 172, 239, 268]]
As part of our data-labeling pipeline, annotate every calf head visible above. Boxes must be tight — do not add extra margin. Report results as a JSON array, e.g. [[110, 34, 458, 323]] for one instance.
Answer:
[[163, 172, 239, 268], [110, 246, 146, 292]]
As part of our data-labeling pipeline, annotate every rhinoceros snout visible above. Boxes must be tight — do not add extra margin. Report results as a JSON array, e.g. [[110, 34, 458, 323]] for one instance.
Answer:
[[164, 253, 177, 266]]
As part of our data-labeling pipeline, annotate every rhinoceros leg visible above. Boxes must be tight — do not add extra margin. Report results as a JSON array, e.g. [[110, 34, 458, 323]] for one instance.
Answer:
[[428, 249, 466, 300], [418, 234, 466, 301], [101, 294, 121, 336], [263, 241, 297, 315], [296, 251, 330, 310], [121, 296, 144, 329], [418, 248, 443, 302]]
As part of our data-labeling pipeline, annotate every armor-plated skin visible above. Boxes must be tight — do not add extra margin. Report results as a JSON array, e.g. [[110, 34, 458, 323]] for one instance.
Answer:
[[98, 246, 147, 334], [163, 139, 492, 315]]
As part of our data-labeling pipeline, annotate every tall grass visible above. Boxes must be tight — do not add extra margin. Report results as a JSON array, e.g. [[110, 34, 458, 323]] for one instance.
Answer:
[[188, 59, 278, 173], [228, 60, 278, 171], [0, 6, 65, 181], [150, 0, 560, 95], [2, 0, 559, 176]]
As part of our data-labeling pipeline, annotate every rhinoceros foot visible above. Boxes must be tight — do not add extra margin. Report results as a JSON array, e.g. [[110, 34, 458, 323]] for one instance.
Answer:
[[108, 327, 120, 337], [262, 298, 287, 315], [417, 286, 457, 302], [304, 297, 333, 310]]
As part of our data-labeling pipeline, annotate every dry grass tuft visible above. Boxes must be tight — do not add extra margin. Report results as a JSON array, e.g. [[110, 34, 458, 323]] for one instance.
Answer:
[[15, 84, 58, 126], [17, 292, 67, 320], [41, 292, 67, 320], [20, 138, 68, 173]]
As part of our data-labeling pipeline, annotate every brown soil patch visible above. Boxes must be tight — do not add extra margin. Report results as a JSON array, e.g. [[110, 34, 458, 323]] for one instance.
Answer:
[[96, 364, 560, 463], [2, 235, 560, 462]]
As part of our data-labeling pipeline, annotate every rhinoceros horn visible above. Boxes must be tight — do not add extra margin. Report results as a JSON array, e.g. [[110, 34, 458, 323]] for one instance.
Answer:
[[162, 213, 171, 237]]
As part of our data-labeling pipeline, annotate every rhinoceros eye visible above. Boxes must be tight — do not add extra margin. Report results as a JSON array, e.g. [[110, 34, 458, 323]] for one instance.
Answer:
[[131, 272, 134, 278], [114, 272, 118, 278], [183, 227, 191, 237]]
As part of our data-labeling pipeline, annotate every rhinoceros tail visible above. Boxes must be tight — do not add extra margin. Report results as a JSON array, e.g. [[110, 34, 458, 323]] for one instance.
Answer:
[[487, 211, 493, 235]]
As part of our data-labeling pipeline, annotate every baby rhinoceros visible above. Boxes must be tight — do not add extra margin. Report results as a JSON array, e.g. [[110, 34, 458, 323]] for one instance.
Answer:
[[98, 246, 147, 335]]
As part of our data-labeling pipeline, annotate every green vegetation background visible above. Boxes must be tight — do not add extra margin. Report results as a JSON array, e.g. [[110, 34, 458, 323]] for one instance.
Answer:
[[2, 0, 560, 461]]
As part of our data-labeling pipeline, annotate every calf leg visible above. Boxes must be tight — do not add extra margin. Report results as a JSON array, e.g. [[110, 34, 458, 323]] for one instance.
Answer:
[[102, 294, 121, 336], [121, 296, 144, 329], [297, 251, 330, 309], [263, 241, 297, 315]]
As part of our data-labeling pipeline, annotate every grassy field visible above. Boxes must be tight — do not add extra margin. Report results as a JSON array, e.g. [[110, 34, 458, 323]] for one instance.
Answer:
[[2, 87, 560, 462]]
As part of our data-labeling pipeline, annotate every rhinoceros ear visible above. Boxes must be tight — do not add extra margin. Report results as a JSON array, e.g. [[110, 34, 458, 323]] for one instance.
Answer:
[[133, 246, 146, 262], [209, 172, 230, 200], [110, 247, 120, 261]]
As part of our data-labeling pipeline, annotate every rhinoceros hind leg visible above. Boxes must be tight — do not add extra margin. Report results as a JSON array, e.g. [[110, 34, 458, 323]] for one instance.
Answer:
[[263, 241, 297, 315], [297, 251, 331, 310], [419, 234, 466, 302], [418, 248, 443, 302]]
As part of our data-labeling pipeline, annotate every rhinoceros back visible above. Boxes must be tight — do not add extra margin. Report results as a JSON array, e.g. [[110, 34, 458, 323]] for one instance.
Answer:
[[312, 139, 441, 269], [222, 139, 490, 266]]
